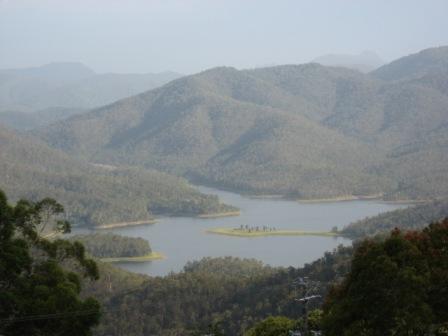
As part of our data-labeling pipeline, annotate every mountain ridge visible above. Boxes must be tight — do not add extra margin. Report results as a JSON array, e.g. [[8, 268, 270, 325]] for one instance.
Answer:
[[35, 46, 448, 200]]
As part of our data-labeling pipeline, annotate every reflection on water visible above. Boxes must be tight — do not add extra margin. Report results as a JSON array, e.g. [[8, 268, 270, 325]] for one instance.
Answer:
[[73, 186, 408, 276]]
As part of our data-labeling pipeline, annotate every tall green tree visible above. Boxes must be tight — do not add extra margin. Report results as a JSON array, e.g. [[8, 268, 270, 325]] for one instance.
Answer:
[[0, 189, 101, 336], [322, 219, 448, 336]]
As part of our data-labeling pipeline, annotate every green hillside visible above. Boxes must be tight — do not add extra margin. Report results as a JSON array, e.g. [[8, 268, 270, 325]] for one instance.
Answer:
[[89, 252, 352, 336], [342, 200, 448, 238], [0, 126, 235, 227], [36, 46, 448, 200]]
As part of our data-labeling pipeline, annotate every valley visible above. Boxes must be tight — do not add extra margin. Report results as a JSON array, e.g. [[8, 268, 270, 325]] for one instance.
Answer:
[[1, 41, 448, 336]]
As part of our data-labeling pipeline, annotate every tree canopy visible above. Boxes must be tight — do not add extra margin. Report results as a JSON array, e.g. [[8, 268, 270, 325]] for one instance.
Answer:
[[0, 189, 101, 336], [322, 219, 448, 335]]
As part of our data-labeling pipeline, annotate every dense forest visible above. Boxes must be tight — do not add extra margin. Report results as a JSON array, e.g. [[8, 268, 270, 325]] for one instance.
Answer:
[[36, 46, 448, 200], [0, 125, 236, 227], [68, 233, 152, 258], [323, 219, 448, 335], [87, 249, 353, 336]]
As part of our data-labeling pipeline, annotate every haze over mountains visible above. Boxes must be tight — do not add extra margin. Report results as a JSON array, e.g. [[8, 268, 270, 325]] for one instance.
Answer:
[[312, 51, 384, 72], [34, 46, 448, 201], [0, 62, 181, 129]]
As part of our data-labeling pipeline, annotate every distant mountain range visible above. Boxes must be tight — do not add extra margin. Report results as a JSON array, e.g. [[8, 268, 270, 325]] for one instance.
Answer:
[[312, 51, 384, 72], [0, 62, 181, 129], [35, 46, 448, 200]]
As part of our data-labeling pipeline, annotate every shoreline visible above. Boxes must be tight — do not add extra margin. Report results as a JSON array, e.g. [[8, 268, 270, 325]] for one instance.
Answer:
[[379, 199, 429, 205], [100, 251, 165, 263], [96, 219, 157, 229], [197, 211, 241, 219], [296, 195, 428, 204], [206, 227, 342, 238], [195, 183, 427, 205], [297, 194, 383, 203]]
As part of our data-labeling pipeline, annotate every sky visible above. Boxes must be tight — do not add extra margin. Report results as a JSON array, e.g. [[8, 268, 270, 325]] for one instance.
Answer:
[[1, 0, 448, 74]]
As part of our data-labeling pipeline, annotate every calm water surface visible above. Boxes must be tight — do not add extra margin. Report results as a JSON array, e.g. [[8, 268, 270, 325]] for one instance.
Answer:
[[74, 186, 408, 276]]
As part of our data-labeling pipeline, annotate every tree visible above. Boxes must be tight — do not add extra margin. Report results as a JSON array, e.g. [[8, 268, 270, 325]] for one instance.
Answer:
[[322, 219, 448, 336], [0, 189, 101, 336], [244, 316, 298, 336], [307, 309, 323, 331]]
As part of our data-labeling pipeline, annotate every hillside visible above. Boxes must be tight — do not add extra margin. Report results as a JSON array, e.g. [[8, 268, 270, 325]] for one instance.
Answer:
[[371, 46, 448, 81], [342, 200, 448, 238], [36, 46, 448, 200], [0, 107, 86, 130], [88, 252, 352, 336], [0, 125, 234, 227]]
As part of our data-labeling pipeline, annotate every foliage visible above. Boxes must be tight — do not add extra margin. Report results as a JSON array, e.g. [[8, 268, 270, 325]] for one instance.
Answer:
[[0, 189, 101, 336], [183, 256, 269, 278], [80, 261, 148, 304], [68, 233, 152, 258], [89, 246, 353, 336], [322, 219, 448, 335], [243, 316, 298, 336]]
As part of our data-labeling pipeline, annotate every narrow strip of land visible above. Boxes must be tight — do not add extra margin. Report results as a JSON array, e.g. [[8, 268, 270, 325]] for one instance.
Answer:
[[100, 252, 165, 263], [206, 227, 341, 238], [297, 194, 383, 203], [96, 219, 157, 229], [197, 211, 241, 219]]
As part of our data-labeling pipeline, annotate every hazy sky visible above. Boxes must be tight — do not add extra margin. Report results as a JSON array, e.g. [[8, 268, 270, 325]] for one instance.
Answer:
[[1, 0, 448, 74]]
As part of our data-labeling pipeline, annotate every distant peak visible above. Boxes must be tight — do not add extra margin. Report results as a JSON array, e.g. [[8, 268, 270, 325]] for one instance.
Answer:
[[4, 62, 95, 74], [39, 62, 95, 74]]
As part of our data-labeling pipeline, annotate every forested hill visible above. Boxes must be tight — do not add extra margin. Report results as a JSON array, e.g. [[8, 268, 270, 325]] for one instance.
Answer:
[[342, 199, 448, 238], [88, 252, 353, 336], [36, 46, 448, 200], [371, 46, 448, 81], [0, 125, 235, 227]]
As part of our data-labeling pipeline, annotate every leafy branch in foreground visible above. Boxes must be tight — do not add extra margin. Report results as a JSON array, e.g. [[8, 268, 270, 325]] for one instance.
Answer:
[[0, 189, 101, 336]]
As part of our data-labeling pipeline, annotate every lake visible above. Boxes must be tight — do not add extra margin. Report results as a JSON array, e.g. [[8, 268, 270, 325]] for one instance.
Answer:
[[74, 186, 408, 276]]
